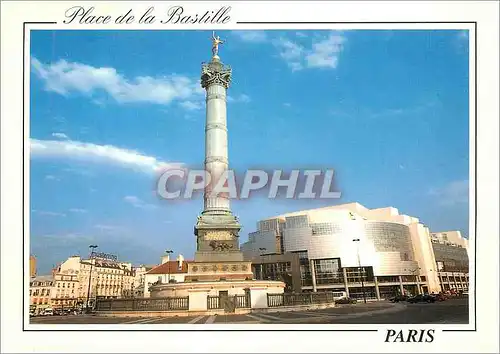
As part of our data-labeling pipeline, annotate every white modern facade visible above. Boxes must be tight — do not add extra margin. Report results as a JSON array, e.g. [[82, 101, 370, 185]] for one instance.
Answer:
[[430, 231, 470, 292], [242, 202, 470, 298]]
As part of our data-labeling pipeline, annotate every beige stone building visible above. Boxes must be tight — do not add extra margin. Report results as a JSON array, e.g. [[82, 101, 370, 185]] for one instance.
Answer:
[[131, 264, 157, 297], [29, 275, 53, 313], [55, 255, 134, 307], [30, 255, 37, 278], [242, 202, 469, 298], [52, 270, 79, 309]]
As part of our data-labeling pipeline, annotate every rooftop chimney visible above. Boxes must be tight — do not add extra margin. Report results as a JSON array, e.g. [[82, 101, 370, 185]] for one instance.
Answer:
[[161, 254, 170, 264], [177, 254, 184, 270]]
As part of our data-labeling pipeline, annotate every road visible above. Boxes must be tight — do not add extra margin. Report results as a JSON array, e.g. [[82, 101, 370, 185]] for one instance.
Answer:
[[29, 298, 468, 325]]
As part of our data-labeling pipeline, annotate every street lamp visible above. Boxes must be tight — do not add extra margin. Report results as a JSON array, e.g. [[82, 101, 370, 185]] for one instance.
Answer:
[[86, 244, 98, 312], [165, 249, 173, 283], [352, 238, 366, 304]]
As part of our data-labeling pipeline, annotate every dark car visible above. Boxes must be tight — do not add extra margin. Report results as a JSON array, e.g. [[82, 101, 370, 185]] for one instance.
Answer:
[[407, 294, 436, 303], [389, 295, 409, 303], [335, 297, 357, 305]]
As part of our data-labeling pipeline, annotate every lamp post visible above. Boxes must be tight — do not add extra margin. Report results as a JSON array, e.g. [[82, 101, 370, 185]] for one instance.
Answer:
[[352, 238, 366, 303], [165, 249, 173, 283], [86, 244, 98, 312]]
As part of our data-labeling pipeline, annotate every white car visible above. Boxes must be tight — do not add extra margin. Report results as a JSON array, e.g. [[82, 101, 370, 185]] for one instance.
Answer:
[[43, 308, 53, 316]]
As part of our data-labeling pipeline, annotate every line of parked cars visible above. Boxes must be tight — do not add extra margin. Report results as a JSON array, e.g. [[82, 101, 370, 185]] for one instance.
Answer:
[[30, 308, 84, 317], [390, 290, 468, 304]]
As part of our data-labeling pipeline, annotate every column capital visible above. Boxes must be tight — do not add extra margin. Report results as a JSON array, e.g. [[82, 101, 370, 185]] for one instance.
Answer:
[[201, 60, 232, 89]]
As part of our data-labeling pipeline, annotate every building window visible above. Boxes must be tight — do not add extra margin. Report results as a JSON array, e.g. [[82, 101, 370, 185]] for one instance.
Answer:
[[313, 258, 343, 285], [345, 267, 374, 283], [377, 276, 399, 283]]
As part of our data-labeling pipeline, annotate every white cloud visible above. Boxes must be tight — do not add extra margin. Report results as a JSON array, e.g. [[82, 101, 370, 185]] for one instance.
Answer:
[[429, 180, 469, 206], [283, 102, 291, 108], [179, 100, 203, 111], [31, 57, 203, 106], [44, 175, 60, 181], [32, 210, 66, 217], [94, 224, 125, 233], [274, 32, 346, 71], [69, 208, 87, 213], [232, 31, 268, 43], [52, 132, 69, 139], [305, 33, 345, 69], [30, 138, 181, 174], [124, 195, 157, 209], [227, 94, 251, 103], [274, 38, 305, 71]]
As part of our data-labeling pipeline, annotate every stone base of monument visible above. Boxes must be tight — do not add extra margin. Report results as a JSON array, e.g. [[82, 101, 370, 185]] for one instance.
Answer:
[[149, 279, 285, 312]]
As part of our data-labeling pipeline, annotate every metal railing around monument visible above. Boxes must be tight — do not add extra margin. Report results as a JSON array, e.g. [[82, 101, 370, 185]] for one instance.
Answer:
[[96, 297, 189, 312], [207, 295, 250, 310], [267, 292, 336, 308]]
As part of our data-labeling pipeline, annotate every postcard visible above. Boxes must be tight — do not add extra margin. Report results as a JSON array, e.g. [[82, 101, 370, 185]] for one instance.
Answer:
[[1, 1, 498, 353]]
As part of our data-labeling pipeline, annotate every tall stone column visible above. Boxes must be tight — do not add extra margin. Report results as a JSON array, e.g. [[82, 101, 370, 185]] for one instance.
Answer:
[[202, 58, 231, 214], [194, 38, 243, 264]]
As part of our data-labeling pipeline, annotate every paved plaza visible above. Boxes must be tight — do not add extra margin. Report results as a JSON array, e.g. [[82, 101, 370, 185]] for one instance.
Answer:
[[29, 298, 468, 325]]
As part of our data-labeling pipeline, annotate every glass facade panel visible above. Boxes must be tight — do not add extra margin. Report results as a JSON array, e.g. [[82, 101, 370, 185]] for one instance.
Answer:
[[310, 223, 342, 235], [377, 276, 399, 283], [313, 258, 343, 285], [345, 267, 374, 283], [285, 215, 309, 229], [364, 222, 415, 261], [432, 243, 469, 272]]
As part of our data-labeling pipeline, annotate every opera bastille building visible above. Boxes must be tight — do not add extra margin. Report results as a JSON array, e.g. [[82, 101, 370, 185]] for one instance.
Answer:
[[241, 203, 469, 299]]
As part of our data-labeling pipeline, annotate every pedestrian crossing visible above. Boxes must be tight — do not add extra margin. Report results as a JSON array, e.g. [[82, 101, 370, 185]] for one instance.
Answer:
[[122, 317, 164, 324], [120, 311, 336, 324], [187, 315, 205, 324], [204, 315, 216, 324], [116, 307, 374, 324]]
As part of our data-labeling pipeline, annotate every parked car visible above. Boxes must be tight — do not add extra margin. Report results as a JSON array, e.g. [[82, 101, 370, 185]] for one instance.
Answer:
[[389, 295, 408, 303], [335, 297, 357, 305], [43, 308, 54, 316], [407, 294, 436, 303], [434, 293, 448, 302]]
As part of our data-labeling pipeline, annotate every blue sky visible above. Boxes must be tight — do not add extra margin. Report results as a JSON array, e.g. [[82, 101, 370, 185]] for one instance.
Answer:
[[30, 30, 470, 274]]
